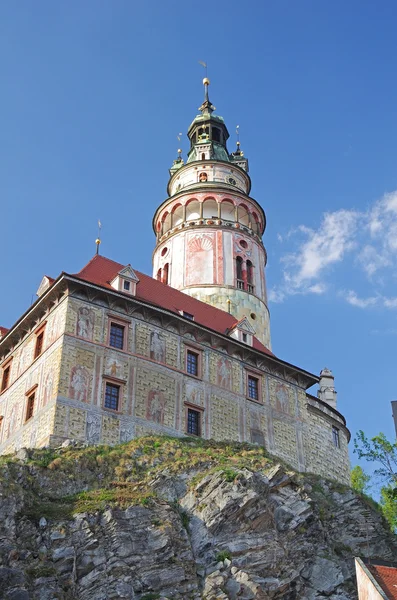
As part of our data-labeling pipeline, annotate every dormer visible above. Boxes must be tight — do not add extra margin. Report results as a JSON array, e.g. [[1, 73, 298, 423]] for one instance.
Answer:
[[110, 265, 139, 296], [36, 276, 54, 297], [227, 316, 256, 346]]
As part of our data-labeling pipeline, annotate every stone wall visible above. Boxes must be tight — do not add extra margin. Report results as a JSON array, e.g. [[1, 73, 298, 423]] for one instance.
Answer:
[[0, 299, 67, 452], [0, 293, 350, 485]]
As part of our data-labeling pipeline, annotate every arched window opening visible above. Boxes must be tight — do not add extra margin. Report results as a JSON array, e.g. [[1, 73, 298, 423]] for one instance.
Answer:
[[162, 212, 171, 235], [202, 198, 218, 220], [247, 260, 254, 293], [236, 256, 244, 289], [238, 204, 250, 227], [156, 268, 162, 281], [186, 200, 200, 221], [201, 153, 206, 161], [252, 212, 261, 235], [212, 127, 221, 143], [162, 263, 169, 285], [221, 200, 235, 222], [172, 204, 184, 227]]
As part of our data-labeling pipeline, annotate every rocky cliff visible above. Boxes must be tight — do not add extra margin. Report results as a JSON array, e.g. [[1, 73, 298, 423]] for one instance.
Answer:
[[0, 436, 395, 600]]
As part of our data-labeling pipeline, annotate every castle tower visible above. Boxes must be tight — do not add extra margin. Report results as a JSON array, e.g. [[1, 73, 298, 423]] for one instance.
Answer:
[[152, 79, 271, 349]]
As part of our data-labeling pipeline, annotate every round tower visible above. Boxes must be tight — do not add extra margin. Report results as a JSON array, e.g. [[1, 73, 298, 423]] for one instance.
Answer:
[[152, 79, 271, 349]]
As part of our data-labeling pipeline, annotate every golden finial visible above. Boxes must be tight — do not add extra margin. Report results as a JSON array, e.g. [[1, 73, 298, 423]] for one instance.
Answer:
[[96, 220, 102, 255], [203, 77, 210, 86]]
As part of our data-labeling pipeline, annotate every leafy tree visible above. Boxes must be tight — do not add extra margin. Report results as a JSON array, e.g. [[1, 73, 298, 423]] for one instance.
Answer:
[[354, 431, 397, 485], [380, 485, 397, 531], [354, 430, 397, 532], [351, 465, 370, 495]]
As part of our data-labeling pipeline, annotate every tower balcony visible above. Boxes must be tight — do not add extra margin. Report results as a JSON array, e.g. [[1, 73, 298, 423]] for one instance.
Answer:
[[156, 216, 263, 246]]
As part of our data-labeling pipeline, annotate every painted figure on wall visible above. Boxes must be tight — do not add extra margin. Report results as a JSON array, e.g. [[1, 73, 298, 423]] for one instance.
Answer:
[[6, 402, 20, 440], [105, 358, 123, 378], [48, 312, 61, 344], [185, 381, 202, 406], [217, 357, 231, 389], [275, 383, 290, 415], [17, 346, 29, 377], [86, 413, 101, 443], [77, 307, 95, 340], [69, 366, 89, 403], [42, 370, 54, 408], [150, 331, 165, 363], [146, 390, 165, 424]]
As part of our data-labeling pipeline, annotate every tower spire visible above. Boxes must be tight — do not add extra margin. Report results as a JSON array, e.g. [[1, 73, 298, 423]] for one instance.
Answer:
[[198, 61, 215, 115]]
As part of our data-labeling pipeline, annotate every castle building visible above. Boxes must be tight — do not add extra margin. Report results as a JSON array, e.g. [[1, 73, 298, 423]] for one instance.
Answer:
[[0, 80, 351, 484]]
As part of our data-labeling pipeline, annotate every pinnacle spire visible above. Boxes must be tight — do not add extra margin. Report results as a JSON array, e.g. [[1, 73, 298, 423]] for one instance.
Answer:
[[199, 77, 216, 115]]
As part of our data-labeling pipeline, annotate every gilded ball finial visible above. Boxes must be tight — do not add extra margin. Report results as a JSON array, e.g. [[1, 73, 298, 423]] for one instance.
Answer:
[[203, 77, 210, 86], [95, 238, 101, 245]]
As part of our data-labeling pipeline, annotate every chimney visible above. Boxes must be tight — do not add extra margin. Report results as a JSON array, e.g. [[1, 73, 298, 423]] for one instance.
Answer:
[[317, 368, 337, 409]]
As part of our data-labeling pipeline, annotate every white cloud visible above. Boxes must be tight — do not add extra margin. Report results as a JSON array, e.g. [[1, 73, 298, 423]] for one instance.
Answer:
[[383, 297, 397, 309], [277, 209, 359, 296], [343, 290, 378, 309], [269, 190, 397, 307]]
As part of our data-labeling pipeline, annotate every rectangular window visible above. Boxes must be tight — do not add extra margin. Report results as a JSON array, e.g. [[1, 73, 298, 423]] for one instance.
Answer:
[[123, 280, 130, 291], [104, 382, 120, 411], [34, 331, 44, 359], [248, 375, 259, 401], [187, 408, 200, 436], [25, 393, 35, 421], [332, 426, 340, 448], [1, 363, 11, 392], [186, 350, 199, 376], [109, 323, 125, 349]]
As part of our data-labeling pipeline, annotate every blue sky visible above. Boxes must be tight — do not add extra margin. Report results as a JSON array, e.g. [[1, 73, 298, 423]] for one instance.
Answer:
[[1, 1, 397, 474]]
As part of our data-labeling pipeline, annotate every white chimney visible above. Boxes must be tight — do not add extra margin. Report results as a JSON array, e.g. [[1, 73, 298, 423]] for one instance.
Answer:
[[317, 368, 337, 409]]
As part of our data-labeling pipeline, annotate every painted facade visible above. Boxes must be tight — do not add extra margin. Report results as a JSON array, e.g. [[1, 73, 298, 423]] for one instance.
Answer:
[[0, 79, 351, 485], [0, 272, 350, 484]]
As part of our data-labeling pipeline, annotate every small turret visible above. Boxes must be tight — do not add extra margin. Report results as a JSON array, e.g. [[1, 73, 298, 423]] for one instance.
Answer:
[[317, 368, 337, 409]]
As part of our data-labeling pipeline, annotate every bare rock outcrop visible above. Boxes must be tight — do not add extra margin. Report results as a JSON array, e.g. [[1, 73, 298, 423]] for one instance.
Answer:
[[0, 437, 395, 599]]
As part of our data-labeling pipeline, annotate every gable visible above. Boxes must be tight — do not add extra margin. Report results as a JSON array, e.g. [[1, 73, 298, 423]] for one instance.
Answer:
[[118, 265, 139, 282]]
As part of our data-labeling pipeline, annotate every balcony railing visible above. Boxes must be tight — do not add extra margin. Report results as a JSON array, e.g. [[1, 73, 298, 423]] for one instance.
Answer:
[[237, 279, 245, 290]]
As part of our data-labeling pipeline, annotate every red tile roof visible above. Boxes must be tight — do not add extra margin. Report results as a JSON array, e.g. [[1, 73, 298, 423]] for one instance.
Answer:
[[368, 564, 397, 599], [71, 254, 273, 356]]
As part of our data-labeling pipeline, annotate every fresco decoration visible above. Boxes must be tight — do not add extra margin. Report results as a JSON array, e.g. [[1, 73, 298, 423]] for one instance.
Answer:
[[186, 232, 215, 286], [217, 357, 232, 389], [274, 383, 291, 415], [150, 331, 166, 363], [69, 366, 89, 403], [48, 311, 62, 344], [76, 306, 95, 340], [146, 390, 166, 424], [120, 424, 134, 443], [249, 410, 265, 446], [17, 346, 30, 377], [185, 380, 203, 407], [105, 358, 126, 379], [42, 370, 54, 408], [86, 412, 101, 443]]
